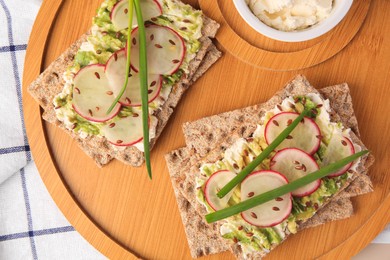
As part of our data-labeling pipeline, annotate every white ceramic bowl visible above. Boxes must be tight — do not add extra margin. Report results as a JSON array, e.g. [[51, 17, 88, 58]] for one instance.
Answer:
[[233, 0, 353, 42]]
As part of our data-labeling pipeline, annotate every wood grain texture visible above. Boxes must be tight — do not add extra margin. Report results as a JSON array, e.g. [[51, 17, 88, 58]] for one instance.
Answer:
[[199, 0, 371, 71], [22, 0, 390, 259]]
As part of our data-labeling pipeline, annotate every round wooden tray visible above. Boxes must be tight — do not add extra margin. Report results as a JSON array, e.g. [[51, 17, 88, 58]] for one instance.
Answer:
[[22, 0, 390, 259]]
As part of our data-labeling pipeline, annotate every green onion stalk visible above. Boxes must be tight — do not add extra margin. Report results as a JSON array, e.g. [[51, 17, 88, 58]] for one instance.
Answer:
[[206, 150, 368, 223], [217, 110, 309, 198], [107, 0, 152, 179], [133, 0, 152, 179]]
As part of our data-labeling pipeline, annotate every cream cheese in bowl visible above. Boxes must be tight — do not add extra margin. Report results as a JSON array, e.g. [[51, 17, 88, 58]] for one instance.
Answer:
[[246, 0, 333, 32], [234, 0, 353, 42]]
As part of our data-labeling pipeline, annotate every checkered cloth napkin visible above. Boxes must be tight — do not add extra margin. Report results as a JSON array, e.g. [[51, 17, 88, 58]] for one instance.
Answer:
[[0, 0, 105, 258], [0, 0, 388, 259]]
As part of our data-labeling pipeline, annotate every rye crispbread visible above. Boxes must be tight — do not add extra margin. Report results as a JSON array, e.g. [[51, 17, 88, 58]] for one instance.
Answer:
[[28, 14, 221, 167], [166, 146, 356, 258], [165, 75, 374, 258]]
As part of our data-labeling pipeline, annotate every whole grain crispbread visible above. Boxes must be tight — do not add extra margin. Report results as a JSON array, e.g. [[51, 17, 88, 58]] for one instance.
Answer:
[[299, 197, 354, 229], [28, 14, 221, 167], [166, 147, 355, 259], [166, 75, 374, 259], [181, 79, 374, 200], [173, 76, 373, 218]]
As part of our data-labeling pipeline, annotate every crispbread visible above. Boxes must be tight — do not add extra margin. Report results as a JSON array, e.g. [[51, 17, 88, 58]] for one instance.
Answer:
[[182, 80, 374, 199], [166, 75, 374, 259], [173, 76, 373, 218], [28, 14, 221, 167], [166, 147, 355, 258]]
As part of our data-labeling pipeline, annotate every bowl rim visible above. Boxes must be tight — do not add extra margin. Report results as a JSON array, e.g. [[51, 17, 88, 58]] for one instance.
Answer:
[[233, 0, 354, 43]]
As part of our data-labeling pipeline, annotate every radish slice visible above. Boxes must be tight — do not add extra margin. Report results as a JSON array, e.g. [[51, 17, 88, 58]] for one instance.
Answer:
[[321, 136, 355, 177], [131, 24, 186, 75], [72, 64, 121, 122], [110, 0, 162, 31], [241, 170, 292, 227], [265, 112, 321, 154], [101, 114, 143, 146], [204, 170, 237, 211], [270, 148, 321, 197], [105, 49, 162, 107]]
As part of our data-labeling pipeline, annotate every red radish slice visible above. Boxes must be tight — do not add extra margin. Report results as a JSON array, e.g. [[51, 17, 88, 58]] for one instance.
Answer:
[[270, 148, 320, 197], [101, 114, 143, 146], [321, 136, 355, 177], [105, 49, 162, 107], [265, 112, 321, 154], [72, 64, 121, 122], [241, 170, 292, 227], [131, 24, 186, 75], [110, 0, 162, 31], [204, 170, 237, 211]]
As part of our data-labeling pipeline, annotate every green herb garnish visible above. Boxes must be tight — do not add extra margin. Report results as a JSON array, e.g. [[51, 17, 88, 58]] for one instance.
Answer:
[[206, 150, 368, 223], [106, 0, 133, 114], [106, 0, 152, 179], [133, 0, 152, 179], [217, 110, 309, 199]]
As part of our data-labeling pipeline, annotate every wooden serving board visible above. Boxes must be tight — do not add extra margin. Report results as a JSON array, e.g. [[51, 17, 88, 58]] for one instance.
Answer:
[[22, 0, 390, 259]]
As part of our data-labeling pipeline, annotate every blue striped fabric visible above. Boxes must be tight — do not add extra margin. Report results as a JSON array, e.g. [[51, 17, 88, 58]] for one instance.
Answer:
[[0, 0, 105, 259], [0, 44, 26, 53]]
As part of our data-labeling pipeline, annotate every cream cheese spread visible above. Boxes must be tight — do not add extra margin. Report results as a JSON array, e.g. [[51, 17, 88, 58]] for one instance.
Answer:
[[246, 0, 333, 31]]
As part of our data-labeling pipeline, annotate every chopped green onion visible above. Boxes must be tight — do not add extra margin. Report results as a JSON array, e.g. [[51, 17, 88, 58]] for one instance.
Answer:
[[133, 0, 152, 179], [106, 0, 133, 114], [217, 110, 309, 198], [206, 150, 368, 223]]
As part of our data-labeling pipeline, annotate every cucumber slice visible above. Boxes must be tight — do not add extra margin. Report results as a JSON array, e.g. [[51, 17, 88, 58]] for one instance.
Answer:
[[110, 0, 162, 31], [321, 136, 355, 177], [131, 24, 186, 75], [105, 49, 162, 107], [101, 114, 143, 146], [72, 64, 121, 122], [265, 112, 321, 154], [204, 170, 237, 211], [241, 170, 292, 227], [270, 148, 320, 197]]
